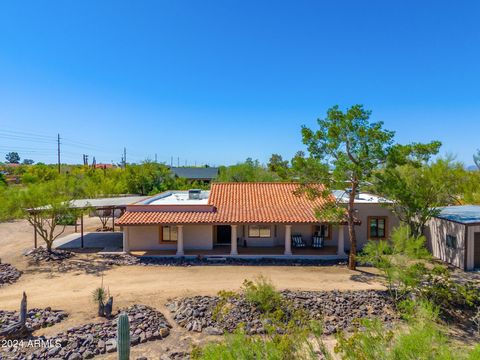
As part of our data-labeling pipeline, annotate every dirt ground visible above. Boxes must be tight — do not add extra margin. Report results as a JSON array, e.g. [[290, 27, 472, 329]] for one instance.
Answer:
[[0, 219, 383, 358]]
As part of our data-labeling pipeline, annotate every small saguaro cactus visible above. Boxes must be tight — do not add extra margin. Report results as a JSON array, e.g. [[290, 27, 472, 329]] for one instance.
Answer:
[[117, 313, 130, 360]]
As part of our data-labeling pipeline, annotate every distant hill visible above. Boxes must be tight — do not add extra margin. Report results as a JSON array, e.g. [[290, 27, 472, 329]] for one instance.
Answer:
[[466, 165, 479, 171]]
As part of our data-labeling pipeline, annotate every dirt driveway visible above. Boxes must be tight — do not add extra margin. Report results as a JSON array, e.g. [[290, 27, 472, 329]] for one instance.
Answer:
[[0, 219, 383, 358]]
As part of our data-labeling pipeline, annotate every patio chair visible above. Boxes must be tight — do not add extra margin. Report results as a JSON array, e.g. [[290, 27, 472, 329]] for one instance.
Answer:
[[312, 235, 324, 248], [292, 234, 306, 248]]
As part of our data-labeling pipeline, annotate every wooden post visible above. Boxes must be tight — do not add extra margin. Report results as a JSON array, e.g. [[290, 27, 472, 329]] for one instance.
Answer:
[[75, 217, 78, 233], [34, 225, 37, 249], [112, 206, 115, 232], [81, 214, 84, 248]]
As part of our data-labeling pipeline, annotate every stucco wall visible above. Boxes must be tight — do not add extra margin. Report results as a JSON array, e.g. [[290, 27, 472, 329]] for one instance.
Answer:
[[425, 217, 467, 269], [126, 225, 213, 251], [349, 204, 400, 250], [466, 225, 480, 270]]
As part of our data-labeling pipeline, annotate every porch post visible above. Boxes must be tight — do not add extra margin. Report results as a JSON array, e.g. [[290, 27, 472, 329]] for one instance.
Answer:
[[112, 206, 115, 232], [284, 224, 292, 255], [176, 225, 184, 256], [123, 227, 129, 253], [80, 214, 84, 248], [337, 225, 346, 256], [230, 224, 238, 255]]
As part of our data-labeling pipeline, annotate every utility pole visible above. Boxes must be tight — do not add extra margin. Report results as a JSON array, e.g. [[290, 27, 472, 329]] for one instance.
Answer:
[[177, 157, 179, 167], [170, 156, 173, 167], [123, 147, 127, 169], [57, 133, 61, 173], [155, 153, 158, 163]]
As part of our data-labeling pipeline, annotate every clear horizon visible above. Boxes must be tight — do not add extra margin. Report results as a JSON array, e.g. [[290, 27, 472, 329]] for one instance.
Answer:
[[1, 1, 479, 166]]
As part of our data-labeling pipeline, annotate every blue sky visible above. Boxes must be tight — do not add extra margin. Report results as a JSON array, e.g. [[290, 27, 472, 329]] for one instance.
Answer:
[[0, 1, 479, 166]]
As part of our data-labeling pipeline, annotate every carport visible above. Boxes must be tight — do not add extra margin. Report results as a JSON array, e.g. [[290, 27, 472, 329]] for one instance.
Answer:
[[29, 196, 149, 249]]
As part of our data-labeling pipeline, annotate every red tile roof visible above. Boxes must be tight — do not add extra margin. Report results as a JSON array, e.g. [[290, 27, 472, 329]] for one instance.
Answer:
[[117, 182, 339, 225]]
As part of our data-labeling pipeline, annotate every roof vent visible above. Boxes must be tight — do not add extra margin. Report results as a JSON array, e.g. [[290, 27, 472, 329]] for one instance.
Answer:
[[188, 189, 201, 200]]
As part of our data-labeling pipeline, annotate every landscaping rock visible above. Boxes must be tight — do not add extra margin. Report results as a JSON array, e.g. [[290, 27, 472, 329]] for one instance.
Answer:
[[100, 254, 346, 267], [0, 308, 68, 332], [0, 263, 22, 286], [167, 290, 397, 336], [0, 304, 171, 359], [24, 248, 74, 262]]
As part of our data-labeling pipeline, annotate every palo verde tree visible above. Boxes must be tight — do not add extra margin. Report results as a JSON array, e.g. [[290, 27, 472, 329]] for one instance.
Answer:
[[18, 179, 79, 252], [373, 156, 464, 237], [300, 105, 397, 270]]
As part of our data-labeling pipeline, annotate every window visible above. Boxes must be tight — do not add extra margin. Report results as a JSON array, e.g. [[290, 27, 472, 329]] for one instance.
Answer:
[[248, 225, 271, 238], [313, 224, 331, 239], [446, 234, 457, 249], [160, 225, 178, 242], [368, 217, 387, 239]]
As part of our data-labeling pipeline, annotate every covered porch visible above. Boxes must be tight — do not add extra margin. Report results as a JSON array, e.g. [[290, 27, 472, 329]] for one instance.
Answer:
[[130, 245, 339, 258], [124, 223, 347, 259]]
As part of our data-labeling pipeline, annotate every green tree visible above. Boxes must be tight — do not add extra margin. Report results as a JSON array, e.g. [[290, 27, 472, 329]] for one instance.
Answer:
[[22, 159, 34, 165], [125, 161, 173, 195], [267, 154, 290, 180], [373, 157, 464, 236], [300, 105, 397, 270], [5, 151, 20, 164], [217, 158, 278, 182], [18, 179, 78, 252]]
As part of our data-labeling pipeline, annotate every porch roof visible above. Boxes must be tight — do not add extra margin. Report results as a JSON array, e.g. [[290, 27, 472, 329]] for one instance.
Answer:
[[117, 182, 344, 225]]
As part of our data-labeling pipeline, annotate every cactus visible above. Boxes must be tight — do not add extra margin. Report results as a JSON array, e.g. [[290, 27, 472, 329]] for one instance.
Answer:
[[117, 313, 130, 360], [19, 292, 27, 325]]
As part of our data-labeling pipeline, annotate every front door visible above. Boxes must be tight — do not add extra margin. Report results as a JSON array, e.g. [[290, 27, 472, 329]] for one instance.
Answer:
[[474, 233, 480, 269], [216, 225, 231, 245]]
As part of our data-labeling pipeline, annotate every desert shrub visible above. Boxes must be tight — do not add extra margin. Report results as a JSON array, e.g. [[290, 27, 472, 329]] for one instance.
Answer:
[[390, 225, 431, 259], [359, 226, 480, 313], [191, 322, 328, 360], [242, 276, 283, 314], [335, 301, 478, 360]]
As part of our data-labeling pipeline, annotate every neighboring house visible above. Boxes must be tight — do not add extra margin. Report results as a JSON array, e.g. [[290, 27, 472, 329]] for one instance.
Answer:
[[116, 183, 399, 258], [170, 167, 219, 183], [425, 205, 480, 271], [94, 163, 115, 169]]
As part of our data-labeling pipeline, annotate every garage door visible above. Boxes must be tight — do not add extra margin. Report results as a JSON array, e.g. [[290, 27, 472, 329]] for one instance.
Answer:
[[474, 233, 480, 268]]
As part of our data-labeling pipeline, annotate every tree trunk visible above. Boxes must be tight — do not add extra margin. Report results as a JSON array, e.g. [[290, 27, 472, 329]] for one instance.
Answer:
[[348, 183, 358, 270], [98, 301, 105, 317], [104, 296, 113, 318]]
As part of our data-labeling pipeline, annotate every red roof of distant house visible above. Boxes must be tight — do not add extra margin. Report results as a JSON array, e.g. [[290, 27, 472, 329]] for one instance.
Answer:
[[94, 163, 114, 169], [117, 182, 341, 225]]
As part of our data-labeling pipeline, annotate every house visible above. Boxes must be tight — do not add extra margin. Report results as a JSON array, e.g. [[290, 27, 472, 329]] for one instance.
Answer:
[[170, 167, 219, 183], [425, 205, 480, 271], [332, 190, 399, 250], [116, 183, 399, 258]]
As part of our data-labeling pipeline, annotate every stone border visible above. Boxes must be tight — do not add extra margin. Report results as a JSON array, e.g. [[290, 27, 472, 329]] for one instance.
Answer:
[[1, 304, 171, 360], [0, 308, 68, 332], [0, 263, 22, 286], [101, 254, 347, 267], [166, 290, 397, 336]]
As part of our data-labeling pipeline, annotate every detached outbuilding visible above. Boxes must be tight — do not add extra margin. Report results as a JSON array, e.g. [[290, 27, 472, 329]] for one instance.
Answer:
[[426, 205, 480, 271]]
